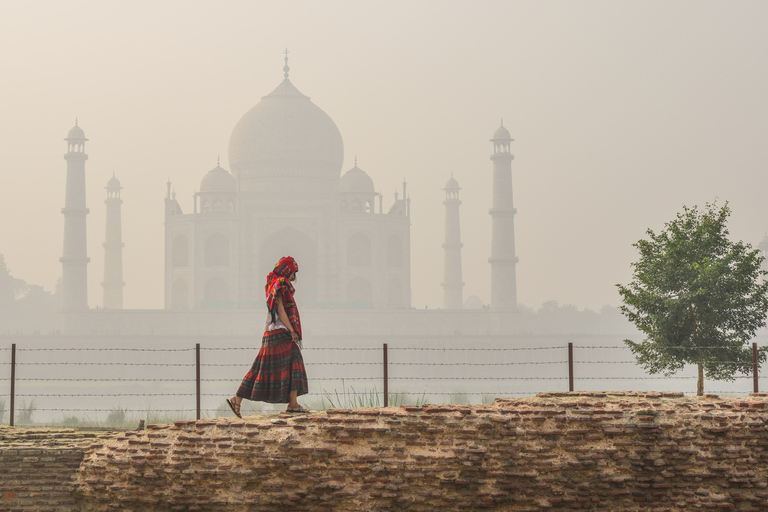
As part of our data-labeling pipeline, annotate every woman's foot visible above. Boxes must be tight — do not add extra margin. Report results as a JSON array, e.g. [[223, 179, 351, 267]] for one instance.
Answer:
[[286, 405, 310, 413], [226, 397, 242, 418]]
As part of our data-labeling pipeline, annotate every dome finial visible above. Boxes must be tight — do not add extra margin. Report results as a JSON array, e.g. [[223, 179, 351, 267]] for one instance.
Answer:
[[75, 117, 78, 127], [217, 154, 220, 166], [283, 48, 290, 79], [500, 118, 504, 127], [354, 155, 357, 167]]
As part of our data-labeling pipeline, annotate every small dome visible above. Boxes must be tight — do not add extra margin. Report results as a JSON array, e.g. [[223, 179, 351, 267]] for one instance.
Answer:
[[444, 176, 460, 190], [200, 165, 236, 193], [66, 123, 87, 140], [107, 174, 122, 190], [492, 124, 511, 140], [339, 165, 374, 194]]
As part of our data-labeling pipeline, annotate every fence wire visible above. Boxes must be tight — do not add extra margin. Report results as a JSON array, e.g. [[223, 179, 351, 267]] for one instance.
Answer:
[[2, 341, 764, 426]]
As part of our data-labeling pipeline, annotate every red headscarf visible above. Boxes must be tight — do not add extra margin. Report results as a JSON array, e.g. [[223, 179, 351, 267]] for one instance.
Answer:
[[265, 256, 301, 340]]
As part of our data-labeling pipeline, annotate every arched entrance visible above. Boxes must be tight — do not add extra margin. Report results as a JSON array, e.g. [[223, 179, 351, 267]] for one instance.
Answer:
[[347, 233, 372, 266], [204, 276, 229, 302], [347, 276, 372, 306]]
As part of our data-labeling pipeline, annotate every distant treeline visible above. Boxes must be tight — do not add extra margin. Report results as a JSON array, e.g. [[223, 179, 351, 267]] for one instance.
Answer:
[[0, 254, 59, 334], [517, 301, 634, 336], [465, 295, 634, 336], [1, 257, 633, 336]]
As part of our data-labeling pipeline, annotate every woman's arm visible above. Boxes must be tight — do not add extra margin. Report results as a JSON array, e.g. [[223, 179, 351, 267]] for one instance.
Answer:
[[277, 296, 299, 342]]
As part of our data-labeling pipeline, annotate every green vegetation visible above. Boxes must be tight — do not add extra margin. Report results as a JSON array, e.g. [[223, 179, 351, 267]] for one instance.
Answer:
[[0, 254, 59, 334], [16, 400, 36, 425], [618, 202, 768, 395], [480, 393, 496, 405], [41, 405, 193, 430], [105, 406, 127, 426], [321, 382, 427, 409], [20, 388, 497, 428], [61, 415, 83, 428]]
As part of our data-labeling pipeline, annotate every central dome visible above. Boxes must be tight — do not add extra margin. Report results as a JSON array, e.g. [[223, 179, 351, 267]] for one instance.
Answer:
[[228, 79, 344, 184]]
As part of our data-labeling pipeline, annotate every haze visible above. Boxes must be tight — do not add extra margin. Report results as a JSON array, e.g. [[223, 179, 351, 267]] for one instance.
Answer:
[[2, 1, 768, 312]]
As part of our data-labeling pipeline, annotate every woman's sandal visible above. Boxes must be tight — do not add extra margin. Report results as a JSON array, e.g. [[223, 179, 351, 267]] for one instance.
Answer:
[[226, 398, 242, 418], [286, 405, 310, 414]]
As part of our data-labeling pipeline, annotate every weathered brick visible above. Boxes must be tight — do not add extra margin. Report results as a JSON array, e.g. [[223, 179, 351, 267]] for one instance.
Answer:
[[5, 395, 768, 511]]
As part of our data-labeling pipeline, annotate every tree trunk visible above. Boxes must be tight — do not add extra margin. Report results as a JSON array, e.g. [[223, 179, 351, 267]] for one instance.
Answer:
[[697, 360, 704, 396]]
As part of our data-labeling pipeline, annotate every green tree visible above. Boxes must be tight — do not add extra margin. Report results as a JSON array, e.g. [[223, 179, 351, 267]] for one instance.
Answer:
[[0, 254, 21, 327], [617, 202, 768, 396], [0, 254, 59, 333]]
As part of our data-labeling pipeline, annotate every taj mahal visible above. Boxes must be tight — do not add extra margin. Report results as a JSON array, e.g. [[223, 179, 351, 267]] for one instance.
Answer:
[[57, 57, 520, 338]]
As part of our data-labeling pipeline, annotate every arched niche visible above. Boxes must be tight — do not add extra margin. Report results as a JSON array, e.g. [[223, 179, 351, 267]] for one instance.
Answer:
[[387, 234, 403, 267], [347, 233, 372, 266], [172, 234, 189, 268], [205, 233, 229, 266], [388, 277, 403, 308]]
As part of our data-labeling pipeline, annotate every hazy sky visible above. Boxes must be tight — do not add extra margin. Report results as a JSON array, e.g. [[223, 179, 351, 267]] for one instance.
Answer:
[[2, 1, 768, 311]]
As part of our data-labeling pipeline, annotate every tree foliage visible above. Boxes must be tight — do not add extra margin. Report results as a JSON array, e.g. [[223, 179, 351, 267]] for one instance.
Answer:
[[617, 202, 768, 395], [0, 254, 59, 334]]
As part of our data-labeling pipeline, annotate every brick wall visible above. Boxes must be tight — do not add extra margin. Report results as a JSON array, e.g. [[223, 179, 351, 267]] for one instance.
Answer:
[[0, 427, 94, 512], [4, 392, 768, 511]]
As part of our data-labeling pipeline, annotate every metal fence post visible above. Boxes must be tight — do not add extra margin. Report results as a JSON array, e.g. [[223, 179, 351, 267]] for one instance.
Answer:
[[568, 342, 574, 392], [10, 343, 16, 427], [383, 343, 388, 407], [753, 342, 759, 394], [196, 343, 201, 420]]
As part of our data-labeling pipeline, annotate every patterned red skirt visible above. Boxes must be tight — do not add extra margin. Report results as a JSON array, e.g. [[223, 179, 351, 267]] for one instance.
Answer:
[[236, 330, 309, 404]]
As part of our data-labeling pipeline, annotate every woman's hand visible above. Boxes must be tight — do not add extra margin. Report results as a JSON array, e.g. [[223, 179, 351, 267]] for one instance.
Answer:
[[290, 331, 299, 343]]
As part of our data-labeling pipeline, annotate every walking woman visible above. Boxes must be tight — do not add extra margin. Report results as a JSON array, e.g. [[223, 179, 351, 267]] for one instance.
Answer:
[[227, 256, 309, 416]]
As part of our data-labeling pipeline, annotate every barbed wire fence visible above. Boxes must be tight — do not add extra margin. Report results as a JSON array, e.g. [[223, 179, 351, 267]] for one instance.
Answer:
[[0, 341, 763, 427]]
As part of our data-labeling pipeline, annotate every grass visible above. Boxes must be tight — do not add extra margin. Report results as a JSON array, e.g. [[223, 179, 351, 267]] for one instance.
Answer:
[[16, 400, 36, 425], [18, 384, 445, 428], [321, 381, 428, 409], [40, 405, 194, 430], [22, 390, 501, 428], [448, 391, 499, 405], [106, 406, 127, 426], [481, 392, 498, 405], [5, 390, 503, 428]]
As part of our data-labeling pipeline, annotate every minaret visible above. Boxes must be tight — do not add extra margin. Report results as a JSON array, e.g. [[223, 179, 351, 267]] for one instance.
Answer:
[[102, 173, 124, 309], [60, 120, 90, 309], [442, 174, 464, 309], [488, 120, 518, 309]]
